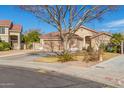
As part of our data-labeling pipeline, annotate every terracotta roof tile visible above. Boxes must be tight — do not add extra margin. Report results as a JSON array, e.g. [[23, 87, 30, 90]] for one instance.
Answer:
[[40, 26, 103, 40], [40, 32, 60, 39], [91, 32, 112, 39], [9, 24, 22, 32], [41, 26, 97, 39], [0, 20, 12, 27], [40, 31, 83, 40]]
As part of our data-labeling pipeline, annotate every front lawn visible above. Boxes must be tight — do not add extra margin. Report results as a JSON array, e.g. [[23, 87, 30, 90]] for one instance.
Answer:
[[34, 56, 59, 63], [103, 52, 119, 61]]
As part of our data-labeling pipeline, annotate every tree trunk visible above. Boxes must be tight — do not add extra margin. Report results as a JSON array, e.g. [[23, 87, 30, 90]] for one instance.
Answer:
[[63, 39, 69, 53]]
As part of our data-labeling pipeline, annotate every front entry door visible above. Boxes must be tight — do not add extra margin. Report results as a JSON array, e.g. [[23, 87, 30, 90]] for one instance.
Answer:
[[10, 35, 18, 49]]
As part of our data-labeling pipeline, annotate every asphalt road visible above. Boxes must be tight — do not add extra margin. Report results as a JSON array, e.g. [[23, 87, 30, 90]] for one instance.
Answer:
[[0, 65, 112, 88]]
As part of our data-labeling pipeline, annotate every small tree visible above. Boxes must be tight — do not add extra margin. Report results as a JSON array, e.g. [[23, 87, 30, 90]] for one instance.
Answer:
[[23, 29, 41, 49], [92, 34, 111, 61]]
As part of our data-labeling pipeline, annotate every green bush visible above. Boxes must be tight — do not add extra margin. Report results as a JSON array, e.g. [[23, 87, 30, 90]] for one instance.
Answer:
[[0, 41, 11, 51], [58, 52, 74, 62], [106, 45, 120, 53]]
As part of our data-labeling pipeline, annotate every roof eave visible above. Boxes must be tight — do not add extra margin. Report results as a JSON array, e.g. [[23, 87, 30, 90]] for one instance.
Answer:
[[9, 30, 21, 32]]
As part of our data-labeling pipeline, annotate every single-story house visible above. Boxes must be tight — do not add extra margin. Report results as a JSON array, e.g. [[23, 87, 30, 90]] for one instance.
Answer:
[[40, 26, 112, 51], [0, 20, 22, 49]]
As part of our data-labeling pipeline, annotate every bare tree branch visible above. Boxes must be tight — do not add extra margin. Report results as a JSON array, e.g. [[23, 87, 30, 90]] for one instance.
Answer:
[[20, 5, 117, 52]]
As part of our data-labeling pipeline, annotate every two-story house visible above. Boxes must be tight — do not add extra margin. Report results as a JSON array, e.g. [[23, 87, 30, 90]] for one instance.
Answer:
[[0, 20, 22, 50]]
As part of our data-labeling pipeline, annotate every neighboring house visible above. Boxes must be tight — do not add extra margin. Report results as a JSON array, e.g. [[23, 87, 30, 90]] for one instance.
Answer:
[[0, 20, 22, 50], [40, 26, 112, 51]]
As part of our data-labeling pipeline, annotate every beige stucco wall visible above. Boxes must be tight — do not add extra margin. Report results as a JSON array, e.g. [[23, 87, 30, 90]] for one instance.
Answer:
[[75, 28, 97, 38], [91, 34, 111, 51], [42, 40, 62, 51], [69, 38, 83, 50], [0, 27, 9, 42], [41, 38, 83, 51], [75, 28, 97, 49], [10, 32, 21, 50]]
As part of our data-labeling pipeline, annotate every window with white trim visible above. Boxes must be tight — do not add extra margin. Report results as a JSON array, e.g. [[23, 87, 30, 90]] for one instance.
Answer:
[[0, 27, 5, 34]]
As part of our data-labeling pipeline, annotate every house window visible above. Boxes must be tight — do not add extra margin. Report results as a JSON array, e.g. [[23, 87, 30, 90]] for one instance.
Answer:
[[0, 27, 5, 34]]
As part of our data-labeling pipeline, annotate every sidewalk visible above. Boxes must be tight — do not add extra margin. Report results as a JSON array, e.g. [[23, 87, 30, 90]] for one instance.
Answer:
[[0, 50, 40, 58]]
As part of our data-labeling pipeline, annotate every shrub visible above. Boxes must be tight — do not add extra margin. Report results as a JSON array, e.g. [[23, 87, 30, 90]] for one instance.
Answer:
[[0, 41, 11, 51], [106, 44, 121, 53], [58, 52, 74, 62], [83, 50, 99, 63], [87, 46, 94, 53]]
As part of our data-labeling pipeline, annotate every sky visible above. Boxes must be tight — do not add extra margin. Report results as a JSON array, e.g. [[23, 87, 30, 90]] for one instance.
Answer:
[[0, 5, 124, 34]]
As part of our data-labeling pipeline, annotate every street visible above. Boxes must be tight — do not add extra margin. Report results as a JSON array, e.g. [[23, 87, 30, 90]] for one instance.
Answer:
[[0, 65, 111, 88]]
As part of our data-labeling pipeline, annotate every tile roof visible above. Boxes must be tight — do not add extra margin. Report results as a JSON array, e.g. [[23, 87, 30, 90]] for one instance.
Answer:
[[40, 32, 60, 39], [91, 32, 112, 39], [0, 20, 12, 27], [0, 20, 22, 32], [40, 31, 83, 40], [40, 26, 98, 40], [9, 24, 22, 32]]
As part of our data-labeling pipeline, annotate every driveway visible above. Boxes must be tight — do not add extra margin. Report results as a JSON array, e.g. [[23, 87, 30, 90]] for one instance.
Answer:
[[80, 54, 124, 87], [0, 66, 110, 88]]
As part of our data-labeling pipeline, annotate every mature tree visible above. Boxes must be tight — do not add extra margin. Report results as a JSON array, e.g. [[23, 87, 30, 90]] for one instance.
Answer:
[[22, 29, 41, 49], [20, 5, 116, 52], [109, 33, 124, 53], [26, 29, 41, 43], [111, 33, 124, 45]]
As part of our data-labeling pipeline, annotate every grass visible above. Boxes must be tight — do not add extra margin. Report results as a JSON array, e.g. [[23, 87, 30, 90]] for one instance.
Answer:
[[34, 56, 59, 63], [103, 52, 119, 61], [34, 55, 83, 63], [34, 52, 119, 63]]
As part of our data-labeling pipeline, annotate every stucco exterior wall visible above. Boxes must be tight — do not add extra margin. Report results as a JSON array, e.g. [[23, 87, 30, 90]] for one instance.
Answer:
[[91, 34, 111, 51], [69, 38, 83, 50], [0, 27, 9, 42], [10, 32, 21, 50], [75, 28, 97, 38], [41, 38, 83, 51], [43, 40, 62, 51], [75, 28, 97, 49]]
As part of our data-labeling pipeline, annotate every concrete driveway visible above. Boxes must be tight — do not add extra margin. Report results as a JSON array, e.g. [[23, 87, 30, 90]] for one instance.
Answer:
[[81, 54, 124, 87]]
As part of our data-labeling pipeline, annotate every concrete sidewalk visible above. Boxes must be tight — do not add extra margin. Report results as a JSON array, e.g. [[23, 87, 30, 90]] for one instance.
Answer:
[[0, 50, 40, 58], [0, 54, 123, 87]]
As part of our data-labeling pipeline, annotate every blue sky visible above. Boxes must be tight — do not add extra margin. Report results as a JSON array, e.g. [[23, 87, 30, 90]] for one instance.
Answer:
[[0, 5, 124, 34]]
